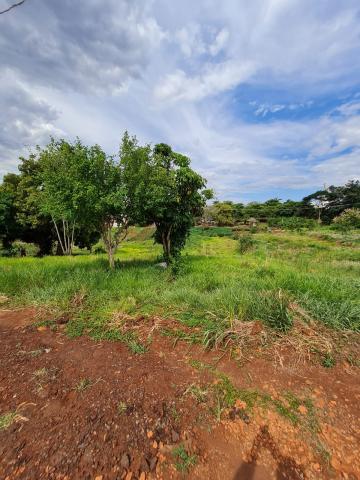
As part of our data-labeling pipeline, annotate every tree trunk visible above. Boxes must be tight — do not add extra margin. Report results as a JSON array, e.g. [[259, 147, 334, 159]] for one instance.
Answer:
[[161, 226, 172, 263], [108, 247, 115, 269]]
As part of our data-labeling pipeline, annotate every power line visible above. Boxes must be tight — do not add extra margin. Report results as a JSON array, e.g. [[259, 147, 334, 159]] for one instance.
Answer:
[[0, 0, 26, 15]]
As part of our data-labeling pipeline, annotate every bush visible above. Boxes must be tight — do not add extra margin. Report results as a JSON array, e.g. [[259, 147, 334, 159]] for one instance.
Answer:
[[268, 217, 316, 231], [238, 234, 257, 254], [93, 245, 106, 254], [191, 226, 233, 238], [332, 208, 360, 231], [1, 241, 39, 257]]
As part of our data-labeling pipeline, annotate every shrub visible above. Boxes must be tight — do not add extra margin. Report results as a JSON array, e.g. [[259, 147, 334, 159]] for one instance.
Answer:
[[93, 245, 106, 254], [268, 217, 316, 231], [332, 208, 360, 231], [1, 241, 39, 257], [238, 234, 256, 254]]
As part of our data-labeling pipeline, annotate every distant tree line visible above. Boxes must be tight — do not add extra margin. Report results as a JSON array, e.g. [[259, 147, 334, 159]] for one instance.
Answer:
[[204, 180, 360, 227], [0, 133, 212, 267]]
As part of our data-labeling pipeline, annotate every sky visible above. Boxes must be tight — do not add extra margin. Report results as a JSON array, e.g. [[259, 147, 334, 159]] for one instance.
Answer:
[[0, 0, 359, 202]]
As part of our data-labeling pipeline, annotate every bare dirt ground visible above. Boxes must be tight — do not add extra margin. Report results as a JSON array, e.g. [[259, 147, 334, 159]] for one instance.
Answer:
[[0, 309, 359, 480]]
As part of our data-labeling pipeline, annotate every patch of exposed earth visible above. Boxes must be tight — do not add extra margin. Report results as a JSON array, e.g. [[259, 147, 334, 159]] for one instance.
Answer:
[[0, 309, 359, 480]]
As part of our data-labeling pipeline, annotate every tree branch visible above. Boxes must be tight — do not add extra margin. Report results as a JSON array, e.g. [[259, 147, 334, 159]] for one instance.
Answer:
[[0, 0, 26, 15]]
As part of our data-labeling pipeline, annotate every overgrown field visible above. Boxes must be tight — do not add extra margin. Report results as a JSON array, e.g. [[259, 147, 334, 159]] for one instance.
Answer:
[[1, 227, 359, 346]]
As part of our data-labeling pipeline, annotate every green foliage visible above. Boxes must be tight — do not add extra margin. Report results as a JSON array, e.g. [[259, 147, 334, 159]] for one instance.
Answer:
[[0, 165, 53, 255], [0, 412, 16, 430], [333, 208, 360, 230], [208, 201, 235, 226], [268, 217, 316, 231], [192, 226, 233, 237], [0, 216, 359, 336], [136, 141, 212, 263], [238, 234, 257, 254], [172, 444, 197, 472], [304, 180, 360, 223], [0, 240, 39, 257], [321, 353, 336, 368]]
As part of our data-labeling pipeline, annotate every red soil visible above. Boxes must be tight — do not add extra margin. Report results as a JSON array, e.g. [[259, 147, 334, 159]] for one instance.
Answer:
[[0, 309, 359, 480]]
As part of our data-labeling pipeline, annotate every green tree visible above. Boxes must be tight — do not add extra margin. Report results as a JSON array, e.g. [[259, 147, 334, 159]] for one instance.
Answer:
[[211, 201, 235, 226], [333, 208, 360, 231], [0, 162, 54, 255], [119, 131, 152, 226], [146, 143, 212, 263], [303, 180, 360, 223], [39, 139, 93, 255], [89, 148, 128, 269], [0, 174, 21, 248]]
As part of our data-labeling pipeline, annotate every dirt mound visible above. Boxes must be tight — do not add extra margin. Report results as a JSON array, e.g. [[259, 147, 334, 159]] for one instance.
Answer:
[[0, 311, 359, 479]]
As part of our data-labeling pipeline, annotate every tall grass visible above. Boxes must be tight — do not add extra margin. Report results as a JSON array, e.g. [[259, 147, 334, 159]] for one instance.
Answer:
[[0, 227, 359, 337]]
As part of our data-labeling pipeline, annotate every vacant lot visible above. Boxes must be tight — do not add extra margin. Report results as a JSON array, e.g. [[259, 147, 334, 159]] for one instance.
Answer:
[[0, 227, 359, 479]]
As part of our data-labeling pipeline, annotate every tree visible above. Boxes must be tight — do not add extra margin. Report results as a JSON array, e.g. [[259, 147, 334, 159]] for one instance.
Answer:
[[145, 143, 212, 263], [0, 162, 55, 255], [210, 201, 235, 226], [333, 208, 360, 231], [39, 139, 93, 255], [303, 180, 360, 223], [89, 148, 128, 269], [119, 131, 152, 226], [0, 174, 21, 248]]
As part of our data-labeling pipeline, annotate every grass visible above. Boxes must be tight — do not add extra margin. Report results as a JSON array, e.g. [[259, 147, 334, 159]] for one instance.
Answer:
[[172, 444, 197, 472], [75, 378, 92, 392], [0, 227, 359, 352], [0, 412, 17, 430]]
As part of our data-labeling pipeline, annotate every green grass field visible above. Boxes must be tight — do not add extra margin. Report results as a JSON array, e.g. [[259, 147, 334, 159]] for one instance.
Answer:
[[1, 227, 359, 344]]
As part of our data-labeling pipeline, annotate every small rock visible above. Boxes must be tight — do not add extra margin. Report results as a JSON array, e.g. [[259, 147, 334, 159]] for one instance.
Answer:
[[229, 409, 236, 421], [155, 262, 168, 269], [235, 399, 247, 410], [298, 405, 308, 415], [120, 453, 130, 469], [238, 410, 250, 424], [171, 429, 180, 443], [140, 458, 150, 473], [146, 430, 154, 439], [95, 476, 103, 480], [139, 473, 146, 480], [125, 472, 133, 480], [152, 440, 158, 449], [149, 457, 157, 471]]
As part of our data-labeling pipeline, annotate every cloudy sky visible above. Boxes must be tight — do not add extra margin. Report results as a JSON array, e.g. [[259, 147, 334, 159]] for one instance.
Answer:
[[1, 0, 359, 202]]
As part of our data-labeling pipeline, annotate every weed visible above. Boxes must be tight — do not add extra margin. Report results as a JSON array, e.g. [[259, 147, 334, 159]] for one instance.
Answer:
[[184, 384, 208, 403], [321, 353, 336, 368], [170, 405, 181, 424], [188, 359, 215, 372], [211, 374, 259, 420], [75, 378, 92, 392], [238, 234, 257, 254], [117, 401, 127, 415], [0, 412, 16, 430], [346, 353, 360, 367], [172, 444, 197, 472]]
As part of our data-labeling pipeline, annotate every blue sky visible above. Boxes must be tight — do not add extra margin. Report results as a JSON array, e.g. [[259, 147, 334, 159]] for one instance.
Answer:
[[0, 0, 359, 202]]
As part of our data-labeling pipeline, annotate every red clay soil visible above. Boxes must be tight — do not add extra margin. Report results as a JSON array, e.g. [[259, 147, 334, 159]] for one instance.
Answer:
[[0, 309, 359, 480]]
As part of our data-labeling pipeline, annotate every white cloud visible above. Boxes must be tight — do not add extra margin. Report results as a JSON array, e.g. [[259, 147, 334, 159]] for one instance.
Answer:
[[154, 60, 256, 102], [209, 28, 229, 56], [1, 0, 360, 200]]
